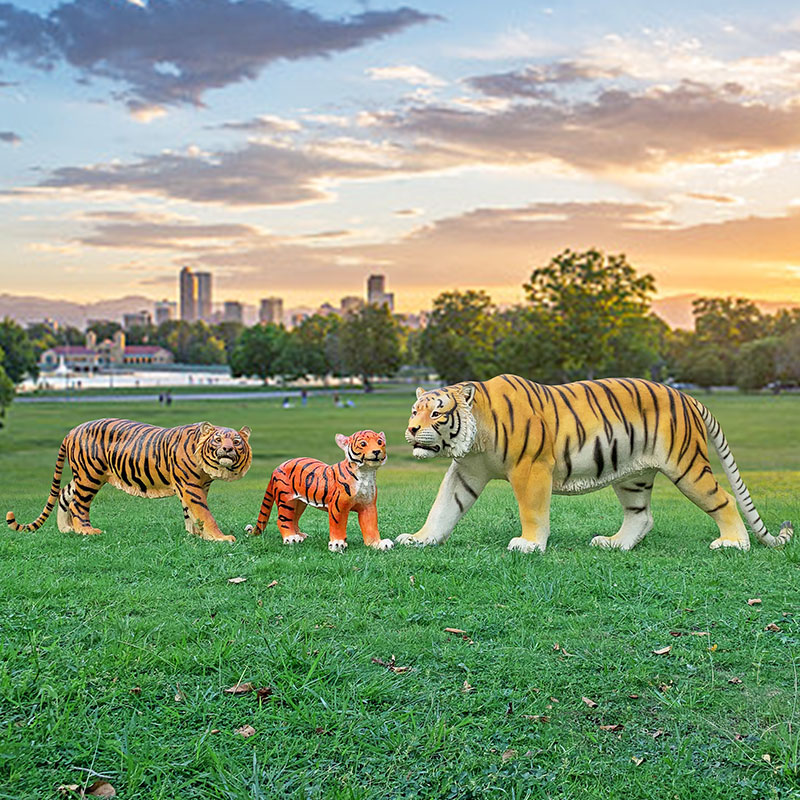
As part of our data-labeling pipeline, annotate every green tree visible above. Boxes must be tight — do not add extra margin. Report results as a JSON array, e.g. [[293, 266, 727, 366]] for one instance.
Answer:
[[86, 320, 122, 342], [212, 321, 246, 359], [524, 249, 656, 380], [339, 305, 401, 390], [0, 318, 39, 382], [419, 290, 499, 384], [601, 313, 668, 379], [681, 344, 727, 390], [124, 323, 157, 345], [161, 321, 226, 365], [734, 338, 779, 391], [230, 324, 291, 383], [776, 328, 800, 385], [0, 347, 14, 421], [25, 323, 58, 361], [289, 314, 342, 378]]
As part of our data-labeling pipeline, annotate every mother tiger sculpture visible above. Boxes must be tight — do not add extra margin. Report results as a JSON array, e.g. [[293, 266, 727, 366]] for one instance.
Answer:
[[398, 375, 793, 553], [6, 419, 251, 542]]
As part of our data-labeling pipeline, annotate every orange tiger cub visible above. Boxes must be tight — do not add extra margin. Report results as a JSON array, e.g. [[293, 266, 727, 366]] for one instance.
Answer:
[[246, 430, 393, 552], [6, 419, 251, 541]]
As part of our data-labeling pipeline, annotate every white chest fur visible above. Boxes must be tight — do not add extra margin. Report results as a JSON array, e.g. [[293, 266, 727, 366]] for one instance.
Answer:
[[352, 468, 377, 505]]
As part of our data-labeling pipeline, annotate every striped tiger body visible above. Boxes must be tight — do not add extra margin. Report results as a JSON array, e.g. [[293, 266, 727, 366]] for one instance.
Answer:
[[398, 375, 793, 553], [246, 430, 393, 552], [6, 419, 251, 541]]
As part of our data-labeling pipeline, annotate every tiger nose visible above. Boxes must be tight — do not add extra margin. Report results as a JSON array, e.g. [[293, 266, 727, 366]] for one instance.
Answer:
[[372, 449, 382, 457], [407, 425, 420, 436], [220, 444, 235, 455]]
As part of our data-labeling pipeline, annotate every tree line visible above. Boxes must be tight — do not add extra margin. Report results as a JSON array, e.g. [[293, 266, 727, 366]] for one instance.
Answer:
[[2, 248, 799, 419]]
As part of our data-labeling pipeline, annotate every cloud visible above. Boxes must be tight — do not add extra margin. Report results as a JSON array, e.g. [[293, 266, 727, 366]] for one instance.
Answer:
[[77, 218, 262, 249], [26, 140, 401, 206], [0, 131, 21, 145], [468, 61, 619, 99], [385, 80, 800, 172], [366, 64, 445, 87], [685, 192, 738, 204], [0, 0, 436, 110]]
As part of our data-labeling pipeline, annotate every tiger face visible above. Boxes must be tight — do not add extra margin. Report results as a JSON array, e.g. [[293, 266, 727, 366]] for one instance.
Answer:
[[335, 430, 387, 469], [197, 422, 253, 480], [406, 384, 477, 460]]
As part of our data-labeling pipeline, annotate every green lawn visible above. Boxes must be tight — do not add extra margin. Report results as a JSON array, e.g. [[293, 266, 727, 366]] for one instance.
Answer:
[[0, 392, 798, 799]]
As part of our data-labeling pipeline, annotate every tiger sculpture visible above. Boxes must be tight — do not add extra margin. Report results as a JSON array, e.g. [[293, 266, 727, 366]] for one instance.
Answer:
[[6, 419, 251, 542], [398, 375, 793, 553], [245, 430, 393, 552]]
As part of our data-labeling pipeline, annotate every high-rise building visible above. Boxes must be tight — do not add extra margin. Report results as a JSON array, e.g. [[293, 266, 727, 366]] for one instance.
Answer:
[[367, 274, 385, 305], [259, 297, 283, 325], [223, 301, 244, 324], [340, 296, 363, 315], [123, 310, 152, 330], [366, 274, 394, 311], [196, 272, 212, 321], [179, 267, 197, 322], [154, 300, 176, 326]]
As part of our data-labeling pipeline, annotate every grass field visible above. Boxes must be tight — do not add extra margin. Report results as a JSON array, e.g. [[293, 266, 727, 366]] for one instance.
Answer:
[[0, 391, 798, 799]]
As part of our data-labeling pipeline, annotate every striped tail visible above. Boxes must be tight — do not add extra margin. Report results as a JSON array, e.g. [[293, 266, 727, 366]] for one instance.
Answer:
[[6, 440, 67, 532], [245, 475, 276, 536], [696, 402, 793, 548]]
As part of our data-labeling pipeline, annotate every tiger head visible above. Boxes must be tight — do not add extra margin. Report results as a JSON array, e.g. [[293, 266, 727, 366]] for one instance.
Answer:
[[335, 430, 387, 469], [406, 383, 477, 460], [197, 422, 253, 480]]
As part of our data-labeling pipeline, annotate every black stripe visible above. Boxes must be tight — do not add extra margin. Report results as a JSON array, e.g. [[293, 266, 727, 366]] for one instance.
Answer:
[[593, 437, 604, 478]]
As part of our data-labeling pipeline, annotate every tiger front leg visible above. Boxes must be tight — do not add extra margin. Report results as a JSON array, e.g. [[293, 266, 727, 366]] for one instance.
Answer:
[[63, 479, 103, 535], [327, 506, 349, 553], [177, 485, 235, 543], [357, 504, 393, 551], [277, 498, 309, 545], [396, 460, 488, 547], [507, 462, 553, 553]]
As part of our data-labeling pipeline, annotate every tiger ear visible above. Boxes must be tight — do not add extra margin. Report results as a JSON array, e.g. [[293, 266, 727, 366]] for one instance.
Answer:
[[335, 433, 350, 451], [239, 426, 251, 440], [378, 431, 385, 441], [199, 421, 215, 437], [416, 386, 425, 400], [459, 383, 476, 406]]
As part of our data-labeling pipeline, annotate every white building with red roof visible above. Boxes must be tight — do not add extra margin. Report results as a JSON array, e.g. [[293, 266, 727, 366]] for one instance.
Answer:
[[40, 331, 173, 373]]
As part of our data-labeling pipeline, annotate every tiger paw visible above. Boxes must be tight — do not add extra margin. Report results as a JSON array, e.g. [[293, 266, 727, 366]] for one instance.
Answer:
[[395, 532, 436, 547], [590, 535, 615, 549], [507, 536, 546, 553], [283, 534, 306, 545], [328, 540, 348, 553], [709, 536, 750, 551], [76, 527, 103, 536], [245, 524, 260, 536], [369, 538, 394, 551]]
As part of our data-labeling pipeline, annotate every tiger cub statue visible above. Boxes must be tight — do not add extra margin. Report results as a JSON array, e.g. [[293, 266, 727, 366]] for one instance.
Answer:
[[398, 375, 793, 553], [245, 430, 393, 552], [6, 419, 251, 542]]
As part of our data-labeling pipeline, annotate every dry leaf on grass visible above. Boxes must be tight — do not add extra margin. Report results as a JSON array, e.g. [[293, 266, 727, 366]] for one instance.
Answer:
[[228, 577, 247, 584], [762, 754, 772, 764], [631, 756, 644, 766], [501, 749, 517, 762], [728, 677, 743, 684], [552, 642, 573, 657], [690, 631, 710, 637], [57, 786, 80, 796], [371, 655, 413, 674], [628, 693, 640, 699], [522, 714, 550, 723], [174, 687, 185, 702], [462, 680, 475, 693], [225, 682, 254, 695], [444, 628, 474, 644], [265, 580, 278, 589], [86, 782, 116, 797], [651, 729, 665, 739], [582, 697, 598, 708], [747, 598, 762, 606], [764, 623, 781, 632], [598, 724, 624, 732], [256, 686, 274, 702], [314, 726, 332, 736], [129, 686, 141, 695], [235, 724, 256, 738], [652, 646, 672, 655]]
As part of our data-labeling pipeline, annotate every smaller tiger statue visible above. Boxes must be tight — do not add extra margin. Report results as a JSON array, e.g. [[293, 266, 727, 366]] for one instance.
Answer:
[[6, 419, 251, 542], [246, 430, 393, 552]]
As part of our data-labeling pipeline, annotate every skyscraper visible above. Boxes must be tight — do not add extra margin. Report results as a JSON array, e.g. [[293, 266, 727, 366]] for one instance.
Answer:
[[179, 267, 197, 322], [367, 274, 385, 305], [196, 272, 212, 321], [366, 274, 394, 311], [154, 300, 176, 326], [223, 301, 244, 324], [259, 297, 283, 325]]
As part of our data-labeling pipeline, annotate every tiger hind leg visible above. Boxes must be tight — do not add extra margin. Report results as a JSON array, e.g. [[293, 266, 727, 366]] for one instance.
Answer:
[[592, 470, 657, 551], [66, 479, 103, 535], [277, 494, 307, 545], [673, 464, 749, 551], [57, 481, 75, 533]]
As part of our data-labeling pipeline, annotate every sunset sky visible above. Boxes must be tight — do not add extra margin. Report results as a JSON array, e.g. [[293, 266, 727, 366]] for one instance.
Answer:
[[2, 0, 800, 312]]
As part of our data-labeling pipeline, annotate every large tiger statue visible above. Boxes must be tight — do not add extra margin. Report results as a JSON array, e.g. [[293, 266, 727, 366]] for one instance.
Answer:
[[6, 419, 252, 542], [397, 375, 793, 553]]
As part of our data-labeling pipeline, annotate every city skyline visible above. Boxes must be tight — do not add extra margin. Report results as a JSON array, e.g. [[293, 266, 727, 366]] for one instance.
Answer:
[[2, 1, 800, 310]]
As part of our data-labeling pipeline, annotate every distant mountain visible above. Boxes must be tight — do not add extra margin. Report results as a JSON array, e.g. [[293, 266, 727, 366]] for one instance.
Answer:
[[0, 293, 157, 328], [651, 294, 800, 330]]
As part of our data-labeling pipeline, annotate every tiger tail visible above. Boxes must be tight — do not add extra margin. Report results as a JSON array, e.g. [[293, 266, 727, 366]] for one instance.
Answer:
[[6, 440, 67, 532]]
